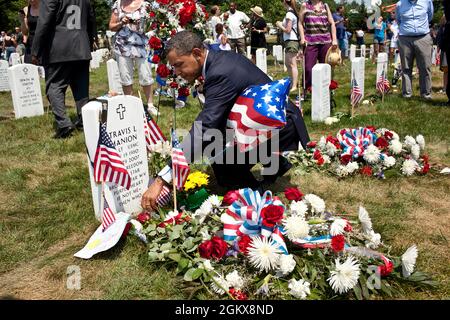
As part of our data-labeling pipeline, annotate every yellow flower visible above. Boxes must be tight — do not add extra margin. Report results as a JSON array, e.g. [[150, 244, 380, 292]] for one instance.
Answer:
[[184, 172, 209, 191], [184, 180, 196, 192]]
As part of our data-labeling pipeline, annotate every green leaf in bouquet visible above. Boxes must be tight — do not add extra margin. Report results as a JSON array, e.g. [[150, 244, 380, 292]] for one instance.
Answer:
[[157, 227, 166, 234], [183, 237, 195, 250], [359, 275, 370, 300], [186, 244, 199, 253], [148, 251, 159, 262], [160, 242, 172, 252], [177, 258, 190, 274], [148, 231, 157, 237], [168, 253, 181, 262], [169, 230, 181, 241], [184, 268, 197, 282], [192, 268, 204, 280], [380, 281, 393, 297], [145, 224, 156, 232], [353, 283, 363, 300]]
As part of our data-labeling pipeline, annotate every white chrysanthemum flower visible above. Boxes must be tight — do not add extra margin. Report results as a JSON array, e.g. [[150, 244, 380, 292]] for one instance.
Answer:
[[288, 278, 311, 299], [248, 237, 282, 272], [363, 144, 381, 164], [290, 200, 308, 218], [365, 230, 381, 249], [303, 194, 326, 214], [404, 135, 417, 148], [322, 155, 331, 164], [328, 256, 361, 294], [225, 270, 245, 290], [326, 142, 338, 156], [346, 161, 359, 174], [318, 136, 327, 149], [336, 165, 349, 177], [401, 159, 418, 176], [411, 144, 421, 160], [206, 195, 222, 208], [330, 218, 348, 236], [358, 206, 373, 234], [277, 254, 297, 277], [416, 135, 425, 150], [402, 245, 418, 277], [211, 275, 230, 295], [202, 260, 214, 271], [389, 139, 403, 155], [283, 216, 310, 241], [324, 116, 339, 125], [383, 155, 396, 168]]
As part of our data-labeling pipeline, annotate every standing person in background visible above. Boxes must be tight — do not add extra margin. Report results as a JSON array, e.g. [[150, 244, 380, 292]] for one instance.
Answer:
[[32, 0, 96, 139], [209, 5, 222, 40], [13, 27, 25, 57], [109, 0, 157, 115], [215, 23, 231, 51], [333, 6, 347, 59], [249, 6, 267, 64], [224, 2, 250, 55], [372, 16, 387, 63], [298, 0, 337, 93], [437, 16, 448, 95], [389, 17, 399, 61], [442, 0, 450, 105], [396, 0, 434, 100], [18, 0, 40, 64], [3, 32, 17, 64], [276, 0, 300, 93], [356, 27, 365, 46]]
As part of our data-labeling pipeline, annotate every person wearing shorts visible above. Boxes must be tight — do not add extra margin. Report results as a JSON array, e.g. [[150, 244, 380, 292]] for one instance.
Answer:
[[372, 16, 387, 63]]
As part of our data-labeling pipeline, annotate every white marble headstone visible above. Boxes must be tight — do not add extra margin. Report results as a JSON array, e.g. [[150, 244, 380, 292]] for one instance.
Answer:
[[369, 45, 374, 60], [7, 64, 44, 118], [9, 52, 21, 66], [256, 48, 267, 74], [311, 63, 331, 122], [82, 95, 149, 221], [273, 45, 283, 62], [351, 57, 365, 98], [0, 60, 10, 91], [360, 44, 366, 58], [349, 44, 357, 61], [107, 59, 124, 94], [376, 52, 388, 89], [246, 46, 252, 59], [90, 51, 100, 69], [432, 45, 437, 65]]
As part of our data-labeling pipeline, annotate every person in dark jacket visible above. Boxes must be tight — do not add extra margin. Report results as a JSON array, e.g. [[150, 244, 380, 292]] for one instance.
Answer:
[[141, 31, 310, 212], [31, 0, 96, 138], [443, 0, 450, 104]]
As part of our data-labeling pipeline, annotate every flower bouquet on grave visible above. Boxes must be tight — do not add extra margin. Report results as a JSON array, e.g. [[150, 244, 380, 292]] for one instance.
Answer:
[[329, 80, 339, 111], [178, 171, 211, 210], [286, 126, 430, 179], [136, 186, 436, 300], [147, 140, 172, 178]]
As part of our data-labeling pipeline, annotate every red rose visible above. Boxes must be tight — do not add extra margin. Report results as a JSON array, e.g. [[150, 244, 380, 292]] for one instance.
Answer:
[[306, 141, 317, 148], [422, 163, 430, 174], [156, 64, 170, 78], [223, 190, 240, 206], [313, 149, 322, 160], [148, 36, 162, 50], [237, 235, 252, 255], [210, 236, 228, 260], [317, 156, 325, 166], [261, 205, 284, 227], [375, 137, 389, 150], [331, 235, 345, 253], [329, 80, 339, 90], [149, 11, 156, 18], [150, 22, 158, 30], [178, 87, 190, 97], [340, 154, 352, 165], [384, 131, 394, 140], [169, 82, 179, 89], [121, 222, 132, 238], [198, 240, 213, 259], [151, 54, 160, 64], [137, 212, 151, 224], [284, 187, 304, 201], [378, 259, 394, 277], [229, 288, 248, 300], [366, 126, 377, 132], [344, 219, 352, 232], [170, 29, 177, 36], [361, 166, 373, 176]]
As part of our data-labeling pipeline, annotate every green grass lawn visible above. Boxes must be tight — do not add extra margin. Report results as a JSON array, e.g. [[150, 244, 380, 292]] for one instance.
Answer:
[[0, 48, 449, 299]]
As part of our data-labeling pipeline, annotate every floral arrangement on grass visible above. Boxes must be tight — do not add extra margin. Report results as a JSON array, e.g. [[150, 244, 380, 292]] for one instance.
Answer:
[[131, 185, 435, 300], [287, 127, 430, 179], [178, 171, 211, 210], [147, 140, 171, 177]]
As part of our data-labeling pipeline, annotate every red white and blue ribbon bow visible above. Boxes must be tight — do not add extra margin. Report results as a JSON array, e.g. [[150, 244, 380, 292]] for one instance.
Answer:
[[221, 188, 288, 254], [339, 127, 377, 159]]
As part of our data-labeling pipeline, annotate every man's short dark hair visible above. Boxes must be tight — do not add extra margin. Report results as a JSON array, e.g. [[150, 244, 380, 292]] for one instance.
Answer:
[[165, 31, 204, 56], [337, 5, 344, 11]]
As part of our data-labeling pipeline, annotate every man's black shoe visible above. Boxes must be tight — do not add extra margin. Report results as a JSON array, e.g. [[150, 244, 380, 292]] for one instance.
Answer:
[[73, 119, 83, 130], [53, 125, 75, 139]]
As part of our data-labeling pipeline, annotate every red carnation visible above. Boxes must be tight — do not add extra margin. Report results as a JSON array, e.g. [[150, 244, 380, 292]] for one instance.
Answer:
[[284, 187, 304, 201], [178, 87, 190, 97], [422, 163, 430, 174], [378, 259, 394, 277], [375, 137, 389, 150], [421, 154, 429, 163], [150, 22, 158, 30], [306, 141, 317, 148], [198, 240, 213, 259], [366, 125, 377, 132], [151, 54, 160, 64], [340, 154, 352, 165], [169, 82, 179, 89], [229, 288, 248, 300], [326, 135, 341, 149], [156, 64, 170, 78], [149, 11, 156, 18], [237, 235, 252, 255], [137, 212, 151, 224], [210, 236, 228, 260], [260, 205, 284, 227], [331, 235, 345, 253], [121, 222, 132, 238], [170, 29, 177, 36], [148, 36, 162, 50], [361, 166, 373, 176], [384, 131, 394, 140], [223, 190, 240, 206], [344, 220, 353, 232], [313, 149, 322, 160]]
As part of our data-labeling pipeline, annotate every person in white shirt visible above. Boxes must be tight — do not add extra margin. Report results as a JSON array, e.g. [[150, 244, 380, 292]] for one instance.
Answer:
[[223, 2, 250, 54], [389, 19, 399, 60], [208, 5, 222, 40], [215, 23, 232, 51]]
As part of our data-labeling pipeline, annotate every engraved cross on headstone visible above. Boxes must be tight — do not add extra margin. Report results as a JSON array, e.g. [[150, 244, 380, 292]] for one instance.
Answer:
[[116, 104, 126, 120]]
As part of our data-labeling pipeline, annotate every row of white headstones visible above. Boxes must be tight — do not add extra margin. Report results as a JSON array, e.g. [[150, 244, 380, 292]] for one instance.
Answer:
[[0, 49, 111, 119]]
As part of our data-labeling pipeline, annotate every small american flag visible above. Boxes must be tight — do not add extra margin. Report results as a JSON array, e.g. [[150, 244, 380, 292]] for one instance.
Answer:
[[171, 129, 190, 190], [376, 69, 390, 94], [156, 185, 171, 207], [350, 76, 363, 106], [102, 196, 116, 231], [94, 122, 132, 190], [143, 110, 166, 151]]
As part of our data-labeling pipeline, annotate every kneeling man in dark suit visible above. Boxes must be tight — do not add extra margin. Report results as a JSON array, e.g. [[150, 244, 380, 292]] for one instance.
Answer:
[[141, 31, 309, 211]]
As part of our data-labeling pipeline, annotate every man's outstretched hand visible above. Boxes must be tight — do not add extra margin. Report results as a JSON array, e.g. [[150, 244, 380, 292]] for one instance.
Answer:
[[141, 177, 166, 212]]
